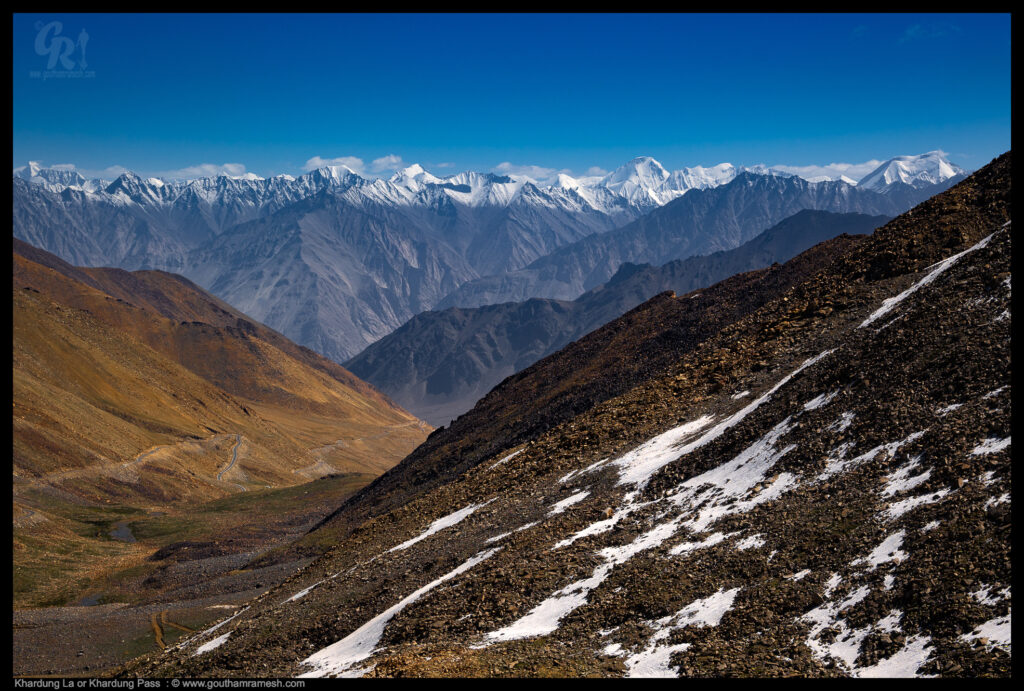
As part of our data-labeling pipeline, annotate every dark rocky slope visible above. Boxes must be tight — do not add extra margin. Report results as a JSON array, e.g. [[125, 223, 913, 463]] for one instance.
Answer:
[[122, 152, 1010, 678], [348, 210, 890, 425]]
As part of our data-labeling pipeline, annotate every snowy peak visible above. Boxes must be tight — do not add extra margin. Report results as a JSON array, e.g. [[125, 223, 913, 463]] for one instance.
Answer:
[[857, 151, 966, 193], [603, 156, 670, 186], [390, 163, 442, 191], [13, 151, 968, 217], [600, 157, 672, 205], [14, 161, 87, 189], [666, 163, 739, 192], [313, 165, 361, 182]]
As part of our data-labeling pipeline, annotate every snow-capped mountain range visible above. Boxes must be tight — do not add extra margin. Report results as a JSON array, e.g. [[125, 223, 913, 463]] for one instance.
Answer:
[[12, 151, 968, 362], [13, 151, 964, 213]]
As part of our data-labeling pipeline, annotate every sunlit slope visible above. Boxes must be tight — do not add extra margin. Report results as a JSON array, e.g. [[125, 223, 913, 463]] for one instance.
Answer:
[[13, 242, 429, 606]]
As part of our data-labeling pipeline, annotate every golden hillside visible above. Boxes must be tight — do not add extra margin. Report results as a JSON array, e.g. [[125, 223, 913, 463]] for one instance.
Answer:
[[13, 240, 430, 607]]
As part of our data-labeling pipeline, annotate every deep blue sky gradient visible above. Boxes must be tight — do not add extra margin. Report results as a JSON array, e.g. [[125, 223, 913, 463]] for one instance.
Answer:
[[12, 13, 1011, 178]]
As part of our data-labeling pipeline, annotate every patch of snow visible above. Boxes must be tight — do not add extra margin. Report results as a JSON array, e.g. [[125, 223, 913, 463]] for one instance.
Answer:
[[859, 232, 997, 329], [624, 588, 741, 678], [854, 635, 934, 677], [882, 489, 950, 521], [731, 390, 750, 400], [936, 403, 963, 416], [803, 585, 872, 667], [818, 431, 926, 481], [614, 349, 833, 489], [883, 574, 895, 591], [875, 610, 902, 633], [549, 490, 590, 516], [982, 386, 1007, 400], [559, 457, 610, 484], [803, 390, 839, 411], [984, 493, 1009, 510], [610, 415, 716, 487], [300, 547, 500, 677], [192, 606, 249, 642], [971, 437, 1011, 456], [669, 531, 737, 556], [735, 534, 766, 550], [787, 569, 812, 581], [852, 531, 907, 570], [920, 521, 940, 533], [287, 578, 326, 603], [979, 471, 998, 487], [387, 500, 493, 553], [490, 449, 524, 468], [824, 573, 843, 598], [671, 418, 799, 533], [488, 519, 681, 643], [192, 632, 231, 656], [827, 412, 856, 433], [881, 456, 928, 497], [960, 611, 1011, 652], [971, 584, 1011, 606]]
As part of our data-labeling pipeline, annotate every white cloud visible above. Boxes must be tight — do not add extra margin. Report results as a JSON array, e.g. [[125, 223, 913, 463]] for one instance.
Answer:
[[585, 166, 609, 177], [770, 159, 885, 183], [899, 23, 961, 44], [303, 155, 366, 175], [433, 161, 455, 169], [153, 162, 249, 180], [370, 154, 404, 173], [493, 161, 572, 184]]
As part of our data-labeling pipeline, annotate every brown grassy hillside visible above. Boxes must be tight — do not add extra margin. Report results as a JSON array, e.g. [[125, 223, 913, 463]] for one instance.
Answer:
[[13, 242, 430, 607]]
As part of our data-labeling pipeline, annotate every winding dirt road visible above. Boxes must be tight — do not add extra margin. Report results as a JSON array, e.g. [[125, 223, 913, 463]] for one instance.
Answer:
[[216, 434, 246, 492]]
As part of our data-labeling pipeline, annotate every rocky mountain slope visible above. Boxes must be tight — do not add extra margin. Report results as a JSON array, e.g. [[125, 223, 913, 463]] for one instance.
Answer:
[[122, 152, 1008, 678], [348, 210, 890, 426], [13, 153, 966, 362], [13, 241, 428, 608]]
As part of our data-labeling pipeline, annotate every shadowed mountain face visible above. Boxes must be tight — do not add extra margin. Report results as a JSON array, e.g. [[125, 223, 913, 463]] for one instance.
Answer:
[[123, 153, 1009, 679], [12, 172, 642, 362], [348, 210, 891, 426], [438, 173, 964, 310], [13, 240, 429, 608], [13, 159, 964, 363]]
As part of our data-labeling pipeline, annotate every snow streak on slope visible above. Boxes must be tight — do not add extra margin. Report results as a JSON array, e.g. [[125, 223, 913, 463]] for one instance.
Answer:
[[859, 231, 998, 328], [623, 587, 741, 677], [193, 632, 231, 657], [300, 548, 501, 678], [483, 351, 835, 645], [614, 350, 833, 487], [387, 500, 493, 553]]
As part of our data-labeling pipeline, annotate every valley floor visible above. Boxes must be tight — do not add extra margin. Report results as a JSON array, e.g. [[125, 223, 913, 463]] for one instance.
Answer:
[[12, 472, 373, 676]]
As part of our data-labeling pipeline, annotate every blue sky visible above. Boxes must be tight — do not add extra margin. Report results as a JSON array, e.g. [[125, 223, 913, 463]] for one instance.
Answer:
[[12, 13, 1011, 181]]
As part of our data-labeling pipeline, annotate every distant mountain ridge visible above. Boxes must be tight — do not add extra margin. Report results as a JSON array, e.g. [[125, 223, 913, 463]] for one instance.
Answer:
[[347, 210, 891, 425], [12, 152, 967, 361], [438, 169, 965, 309]]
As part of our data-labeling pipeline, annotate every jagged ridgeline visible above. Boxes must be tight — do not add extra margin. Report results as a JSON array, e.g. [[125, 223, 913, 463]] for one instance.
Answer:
[[13, 153, 965, 364], [123, 152, 1010, 678]]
